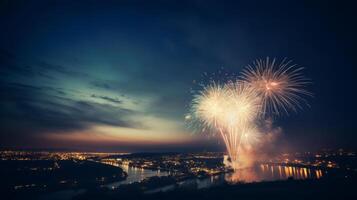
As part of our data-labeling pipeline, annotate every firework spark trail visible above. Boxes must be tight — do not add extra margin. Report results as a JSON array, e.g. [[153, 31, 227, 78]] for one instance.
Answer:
[[189, 57, 311, 171], [191, 82, 261, 169], [241, 57, 312, 116]]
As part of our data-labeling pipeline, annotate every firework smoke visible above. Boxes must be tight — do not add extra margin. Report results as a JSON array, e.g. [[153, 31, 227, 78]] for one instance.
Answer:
[[189, 57, 311, 171]]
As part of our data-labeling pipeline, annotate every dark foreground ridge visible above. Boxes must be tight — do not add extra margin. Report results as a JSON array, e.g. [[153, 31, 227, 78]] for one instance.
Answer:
[[74, 177, 357, 200]]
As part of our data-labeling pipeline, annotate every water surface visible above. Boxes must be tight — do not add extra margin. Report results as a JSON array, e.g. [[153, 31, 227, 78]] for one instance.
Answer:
[[148, 164, 325, 193], [105, 164, 169, 188]]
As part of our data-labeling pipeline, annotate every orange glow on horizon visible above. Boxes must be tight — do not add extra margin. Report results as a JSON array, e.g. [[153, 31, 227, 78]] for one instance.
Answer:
[[43, 124, 194, 145]]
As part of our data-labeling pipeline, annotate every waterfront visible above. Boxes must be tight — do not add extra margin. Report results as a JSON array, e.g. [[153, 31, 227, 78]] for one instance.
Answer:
[[94, 161, 329, 195], [146, 164, 326, 193], [102, 160, 326, 192], [2, 150, 355, 200], [105, 164, 169, 189]]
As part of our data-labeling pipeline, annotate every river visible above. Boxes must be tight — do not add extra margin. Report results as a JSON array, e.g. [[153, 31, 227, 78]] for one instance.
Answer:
[[39, 163, 325, 199], [105, 164, 169, 189], [146, 164, 325, 193]]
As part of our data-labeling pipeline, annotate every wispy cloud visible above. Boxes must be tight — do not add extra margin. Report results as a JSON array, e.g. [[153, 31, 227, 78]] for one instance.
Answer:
[[91, 94, 123, 104]]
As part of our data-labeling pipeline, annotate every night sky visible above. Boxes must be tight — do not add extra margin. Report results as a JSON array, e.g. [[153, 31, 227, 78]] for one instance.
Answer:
[[1, 0, 356, 152]]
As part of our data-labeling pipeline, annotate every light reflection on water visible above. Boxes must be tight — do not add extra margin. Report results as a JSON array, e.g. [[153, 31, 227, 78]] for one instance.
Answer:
[[107, 164, 324, 192], [105, 164, 169, 188], [225, 164, 324, 183], [147, 164, 325, 193], [178, 164, 325, 191], [40, 164, 326, 199]]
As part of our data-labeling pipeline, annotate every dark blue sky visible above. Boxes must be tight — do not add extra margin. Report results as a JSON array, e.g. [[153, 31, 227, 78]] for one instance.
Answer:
[[0, 0, 356, 152]]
